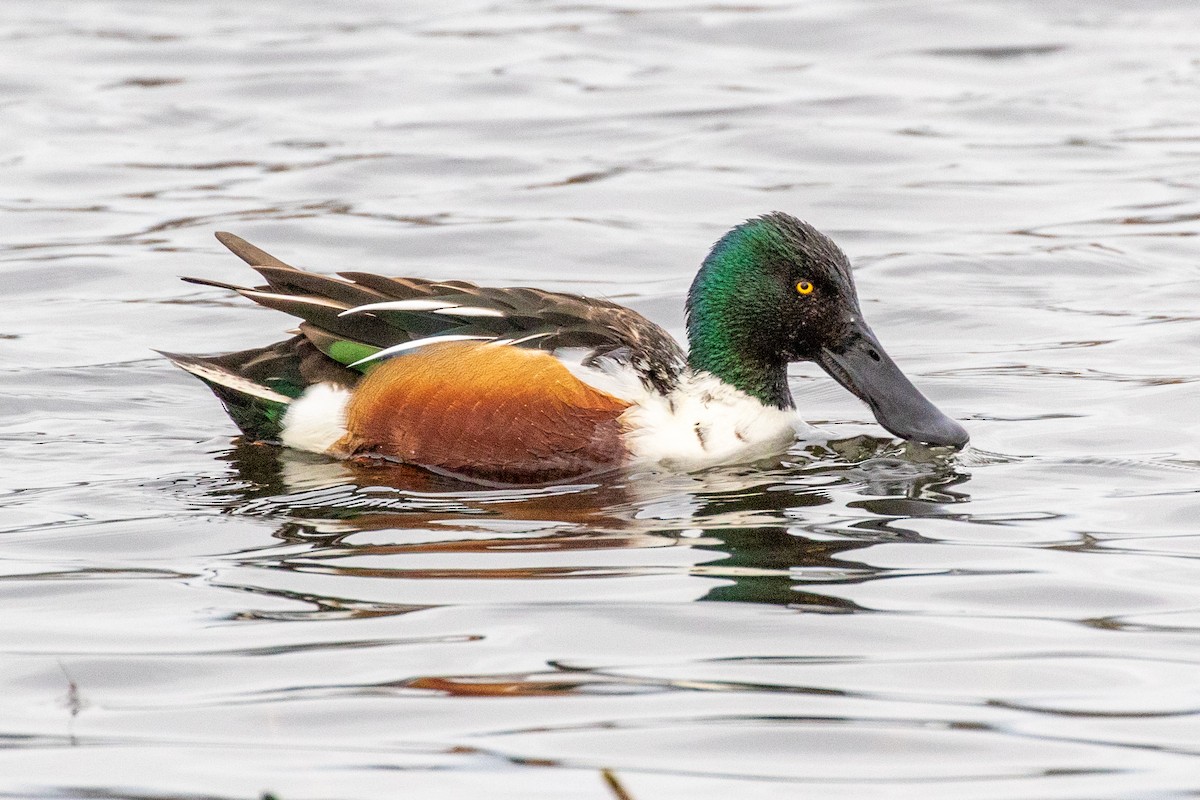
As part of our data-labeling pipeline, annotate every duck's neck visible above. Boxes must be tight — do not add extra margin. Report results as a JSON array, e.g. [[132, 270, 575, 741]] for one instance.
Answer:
[[686, 324, 793, 410], [685, 229, 795, 410]]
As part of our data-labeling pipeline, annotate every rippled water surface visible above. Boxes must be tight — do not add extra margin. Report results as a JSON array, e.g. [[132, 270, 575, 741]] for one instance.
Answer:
[[3, 1, 1200, 797]]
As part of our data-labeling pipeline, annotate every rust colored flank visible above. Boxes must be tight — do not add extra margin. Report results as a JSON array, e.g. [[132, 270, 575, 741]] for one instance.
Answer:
[[335, 341, 631, 483]]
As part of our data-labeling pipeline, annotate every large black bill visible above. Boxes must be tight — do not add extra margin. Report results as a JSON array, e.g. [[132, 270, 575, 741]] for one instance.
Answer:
[[817, 324, 968, 448]]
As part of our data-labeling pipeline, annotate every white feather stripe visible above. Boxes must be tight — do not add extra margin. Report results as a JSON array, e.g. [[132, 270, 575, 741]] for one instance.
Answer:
[[346, 334, 495, 367], [240, 289, 348, 311], [171, 360, 293, 404], [431, 306, 505, 317], [339, 299, 457, 316], [486, 332, 555, 347]]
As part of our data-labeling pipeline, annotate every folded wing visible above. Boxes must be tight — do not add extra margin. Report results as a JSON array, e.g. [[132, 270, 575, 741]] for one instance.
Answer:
[[185, 232, 686, 394]]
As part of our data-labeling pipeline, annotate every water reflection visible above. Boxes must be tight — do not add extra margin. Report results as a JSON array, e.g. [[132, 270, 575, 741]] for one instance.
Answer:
[[199, 435, 973, 612], [695, 528, 870, 608]]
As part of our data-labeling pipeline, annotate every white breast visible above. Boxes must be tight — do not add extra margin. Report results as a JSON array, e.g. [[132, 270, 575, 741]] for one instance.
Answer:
[[619, 372, 802, 471]]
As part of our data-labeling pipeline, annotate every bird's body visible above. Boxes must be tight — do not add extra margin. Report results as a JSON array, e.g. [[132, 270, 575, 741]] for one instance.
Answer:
[[163, 213, 966, 484]]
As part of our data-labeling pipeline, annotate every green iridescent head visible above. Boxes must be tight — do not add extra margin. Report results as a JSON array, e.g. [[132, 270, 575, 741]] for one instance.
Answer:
[[686, 213, 968, 447]]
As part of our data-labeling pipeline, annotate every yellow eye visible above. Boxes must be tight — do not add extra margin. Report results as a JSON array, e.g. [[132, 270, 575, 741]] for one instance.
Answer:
[[796, 280, 814, 295]]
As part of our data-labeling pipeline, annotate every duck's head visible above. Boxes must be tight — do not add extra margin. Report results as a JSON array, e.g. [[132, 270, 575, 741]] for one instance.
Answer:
[[686, 212, 968, 448]]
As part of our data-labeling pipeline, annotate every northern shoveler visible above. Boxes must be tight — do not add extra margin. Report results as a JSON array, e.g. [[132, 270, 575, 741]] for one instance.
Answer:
[[162, 213, 968, 484]]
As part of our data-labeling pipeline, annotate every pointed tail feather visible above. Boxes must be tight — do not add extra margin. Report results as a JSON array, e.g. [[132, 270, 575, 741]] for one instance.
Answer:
[[214, 231, 293, 269], [158, 336, 360, 442], [159, 350, 293, 441]]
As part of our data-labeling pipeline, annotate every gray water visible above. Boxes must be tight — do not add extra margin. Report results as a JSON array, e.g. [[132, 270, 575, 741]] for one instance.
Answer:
[[3, 1, 1200, 798]]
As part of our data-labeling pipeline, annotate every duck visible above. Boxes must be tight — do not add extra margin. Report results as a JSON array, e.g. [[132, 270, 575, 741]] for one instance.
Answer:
[[162, 212, 968, 484]]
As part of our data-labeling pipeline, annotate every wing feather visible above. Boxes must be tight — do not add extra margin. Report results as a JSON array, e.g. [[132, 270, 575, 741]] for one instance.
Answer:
[[189, 232, 687, 391]]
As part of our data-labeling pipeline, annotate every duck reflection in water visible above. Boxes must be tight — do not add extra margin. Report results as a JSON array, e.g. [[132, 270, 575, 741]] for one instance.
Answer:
[[206, 434, 971, 611]]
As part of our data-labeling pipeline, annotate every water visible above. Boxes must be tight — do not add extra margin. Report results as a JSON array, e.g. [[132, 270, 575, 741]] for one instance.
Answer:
[[3, 1, 1200, 797]]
